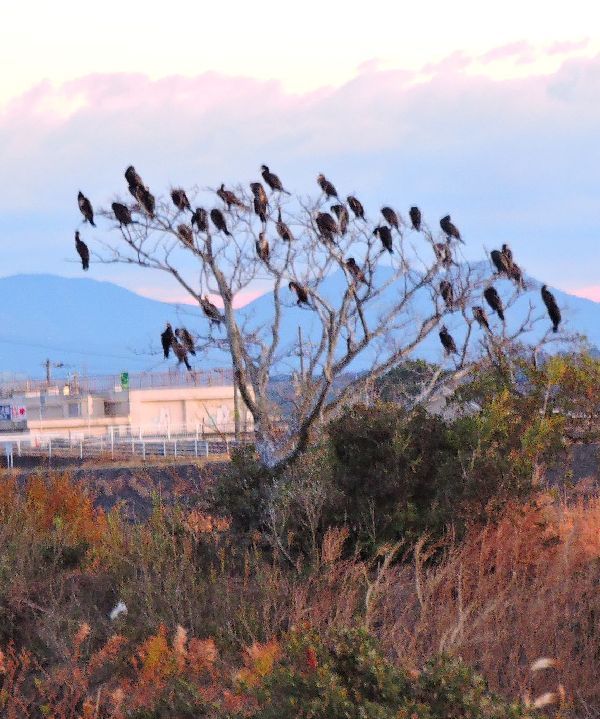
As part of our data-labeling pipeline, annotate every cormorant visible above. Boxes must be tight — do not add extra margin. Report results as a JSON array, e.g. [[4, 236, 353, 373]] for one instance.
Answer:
[[473, 306, 491, 333], [112, 202, 132, 226], [345, 257, 366, 284], [178, 224, 194, 246], [125, 166, 144, 191], [256, 232, 270, 262], [381, 206, 399, 231], [440, 214, 463, 243], [317, 173, 338, 198], [541, 285, 561, 332], [200, 296, 223, 327], [439, 325, 458, 355], [434, 242, 452, 268], [289, 281, 310, 306], [484, 286, 505, 321], [172, 338, 192, 371], [409, 206, 422, 231], [210, 208, 231, 236], [331, 204, 349, 235], [253, 196, 268, 223], [261, 165, 290, 194], [439, 279, 454, 309], [75, 231, 89, 271], [78, 192, 95, 226], [347, 195, 365, 219], [136, 186, 155, 218], [161, 323, 174, 359], [276, 209, 293, 241], [191, 207, 208, 232], [373, 225, 393, 253], [217, 183, 245, 209], [491, 249, 511, 275], [316, 212, 338, 241], [175, 327, 196, 355], [171, 188, 191, 212]]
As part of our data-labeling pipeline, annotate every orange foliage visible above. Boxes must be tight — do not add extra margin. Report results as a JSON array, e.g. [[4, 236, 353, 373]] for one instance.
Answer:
[[237, 640, 282, 688]]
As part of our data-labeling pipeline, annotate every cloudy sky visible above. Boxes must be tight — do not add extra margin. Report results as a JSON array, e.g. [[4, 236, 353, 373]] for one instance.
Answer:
[[1, 1, 599, 303]]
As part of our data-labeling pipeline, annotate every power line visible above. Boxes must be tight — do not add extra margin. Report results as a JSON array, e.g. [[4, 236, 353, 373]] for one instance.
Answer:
[[0, 336, 153, 361]]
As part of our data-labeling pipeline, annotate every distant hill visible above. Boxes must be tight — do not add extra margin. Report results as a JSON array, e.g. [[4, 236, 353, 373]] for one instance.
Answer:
[[0, 271, 598, 379]]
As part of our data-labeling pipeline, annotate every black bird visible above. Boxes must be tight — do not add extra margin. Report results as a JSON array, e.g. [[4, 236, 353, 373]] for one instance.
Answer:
[[261, 165, 290, 194], [161, 323, 174, 359], [347, 195, 365, 220], [256, 232, 270, 262], [316, 212, 338, 241], [490, 249, 511, 276], [345, 257, 366, 284], [440, 214, 463, 243], [210, 208, 231, 236], [175, 327, 196, 355], [484, 286, 505, 321], [74, 231, 89, 271], [250, 182, 269, 222], [381, 206, 400, 231], [373, 225, 393, 253], [541, 285, 561, 332], [501, 243, 513, 264], [473, 306, 491, 333], [200, 296, 223, 327], [171, 188, 191, 212], [253, 196, 268, 223], [135, 186, 156, 218], [409, 206, 422, 232], [217, 183, 245, 209], [125, 165, 144, 191], [289, 281, 310, 306], [331, 204, 349, 235], [191, 207, 208, 232], [501, 244, 525, 288], [434, 242, 452, 268], [439, 280, 454, 309], [276, 209, 293, 241], [439, 325, 458, 355], [172, 338, 192, 371], [112, 202, 133, 226], [178, 224, 194, 246], [317, 173, 338, 198], [77, 192, 95, 226]]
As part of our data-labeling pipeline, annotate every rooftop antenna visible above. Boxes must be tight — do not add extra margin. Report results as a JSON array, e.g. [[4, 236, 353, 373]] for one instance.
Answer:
[[43, 358, 65, 385]]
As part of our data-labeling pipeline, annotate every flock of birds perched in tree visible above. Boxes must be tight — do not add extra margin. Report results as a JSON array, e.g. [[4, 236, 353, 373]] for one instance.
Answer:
[[75, 165, 562, 369]]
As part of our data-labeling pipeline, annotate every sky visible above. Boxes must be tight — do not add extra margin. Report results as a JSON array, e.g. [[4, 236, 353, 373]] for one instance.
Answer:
[[1, 1, 599, 303]]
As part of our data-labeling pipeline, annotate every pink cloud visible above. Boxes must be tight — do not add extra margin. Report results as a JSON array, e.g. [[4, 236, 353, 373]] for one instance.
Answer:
[[568, 286, 600, 303], [422, 51, 472, 75], [135, 286, 265, 308], [479, 41, 535, 64], [546, 38, 590, 56]]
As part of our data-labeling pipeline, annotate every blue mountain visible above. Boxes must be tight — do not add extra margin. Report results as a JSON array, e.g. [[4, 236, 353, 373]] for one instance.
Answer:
[[0, 271, 597, 379]]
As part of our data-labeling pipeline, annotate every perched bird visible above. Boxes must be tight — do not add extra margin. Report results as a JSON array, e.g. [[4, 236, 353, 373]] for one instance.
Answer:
[[347, 195, 365, 220], [191, 207, 208, 232], [434, 242, 452, 268], [276, 209, 293, 241], [136, 186, 156, 218], [541, 285, 561, 332], [345, 257, 366, 284], [250, 182, 269, 205], [175, 327, 196, 355], [484, 286, 505, 321], [77, 192, 95, 226], [381, 206, 400, 231], [256, 232, 270, 262], [217, 183, 245, 209], [409, 206, 422, 232], [317, 173, 338, 198], [161, 323, 174, 359], [439, 279, 454, 310], [253, 196, 267, 223], [125, 165, 144, 191], [501, 243, 513, 264], [473, 306, 491, 333], [331, 204, 349, 235], [112, 202, 133, 226], [491, 248, 511, 276], [289, 281, 310, 306], [502, 244, 525, 288], [373, 225, 393, 253], [200, 296, 223, 327], [178, 224, 194, 246], [171, 188, 191, 213], [75, 231, 89, 271], [210, 208, 231, 236], [261, 165, 290, 194], [439, 325, 458, 355], [172, 338, 192, 371], [440, 214, 463, 243], [316, 212, 338, 241]]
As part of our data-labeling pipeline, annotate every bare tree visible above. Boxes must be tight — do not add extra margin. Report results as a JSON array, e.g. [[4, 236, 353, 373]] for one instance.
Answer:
[[80, 167, 560, 469]]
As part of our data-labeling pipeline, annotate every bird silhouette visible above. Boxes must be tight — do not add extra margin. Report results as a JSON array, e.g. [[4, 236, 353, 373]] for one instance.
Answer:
[[200, 296, 223, 327], [210, 208, 231, 236], [175, 327, 196, 355], [331, 204, 349, 235], [347, 195, 365, 219], [541, 285, 561, 332], [256, 232, 270, 262], [289, 281, 310, 306], [171, 188, 191, 212], [78, 192, 95, 226], [316, 212, 338, 242], [439, 325, 458, 355], [373, 225, 393, 253], [217, 183, 245, 209], [440, 214, 463, 243], [261, 165, 290, 194], [473, 306, 491, 333], [276, 209, 294, 241], [491, 249, 511, 276], [317, 173, 338, 198], [345, 257, 366, 284], [112, 202, 132, 226], [161, 323, 174, 359], [434, 242, 452, 268], [191, 207, 208, 232], [439, 280, 454, 310], [381, 207, 400, 231], [177, 224, 194, 246], [75, 231, 89, 271], [484, 286, 505, 321], [409, 206, 422, 231]]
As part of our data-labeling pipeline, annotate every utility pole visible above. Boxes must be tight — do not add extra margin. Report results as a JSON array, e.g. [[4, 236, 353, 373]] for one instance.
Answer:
[[44, 358, 64, 385]]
